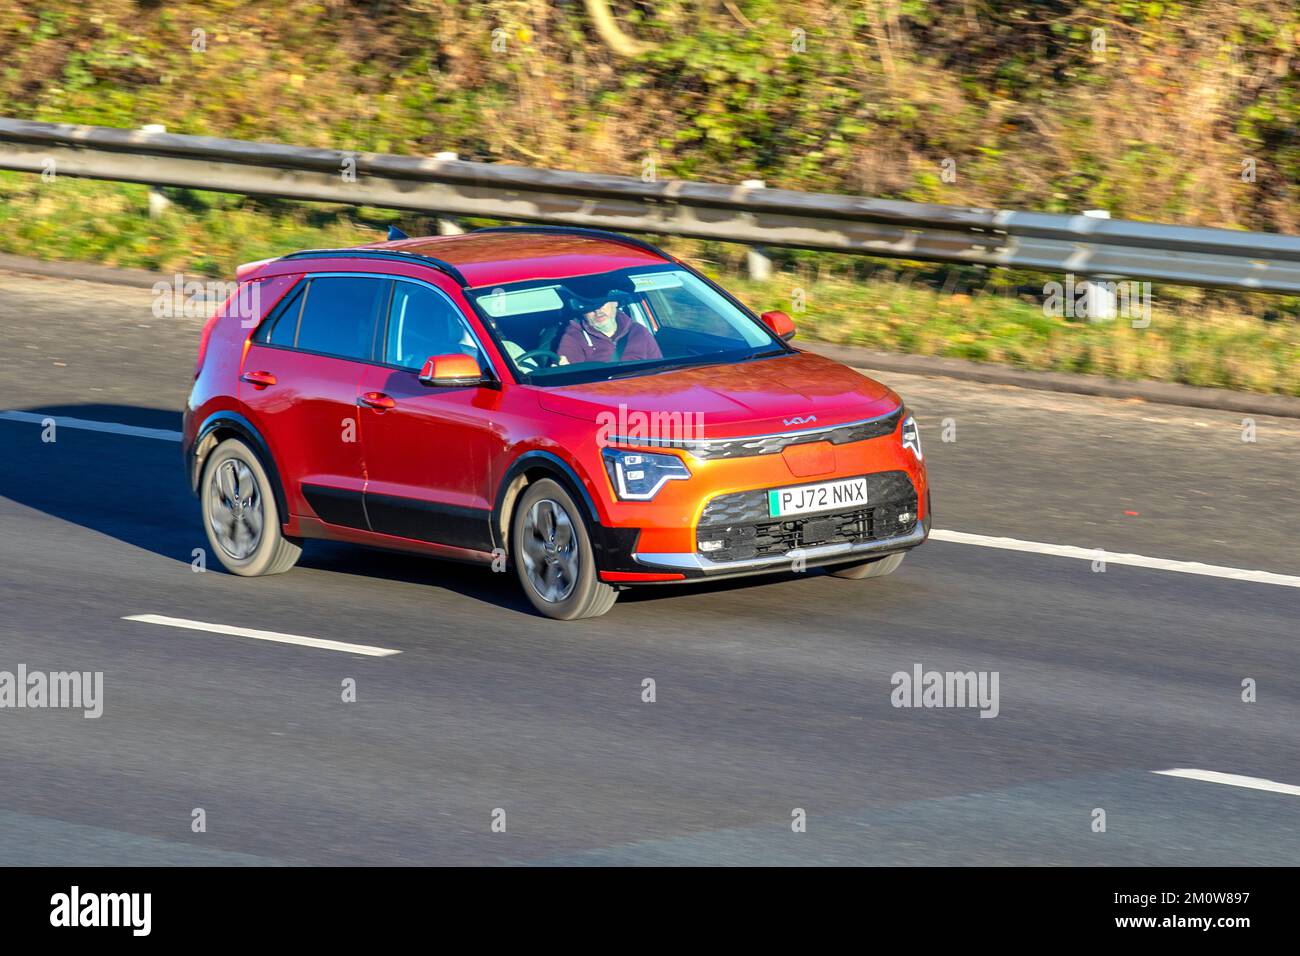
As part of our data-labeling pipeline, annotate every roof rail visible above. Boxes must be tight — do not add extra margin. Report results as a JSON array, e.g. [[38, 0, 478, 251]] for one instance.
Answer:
[[471, 225, 675, 262], [277, 248, 469, 287]]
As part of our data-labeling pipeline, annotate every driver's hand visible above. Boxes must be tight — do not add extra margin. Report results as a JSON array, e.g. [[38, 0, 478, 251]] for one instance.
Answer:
[[558, 355, 570, 365]]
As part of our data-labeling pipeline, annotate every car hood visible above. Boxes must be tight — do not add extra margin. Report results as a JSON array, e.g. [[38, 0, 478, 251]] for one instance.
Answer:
[[536, 350, 901, 439]]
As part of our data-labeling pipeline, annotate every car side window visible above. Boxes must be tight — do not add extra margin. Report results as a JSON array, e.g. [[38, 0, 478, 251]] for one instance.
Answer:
[[385, 281, 480, 370], [253, 282, 305, 347], [293, 276, 386, 361]]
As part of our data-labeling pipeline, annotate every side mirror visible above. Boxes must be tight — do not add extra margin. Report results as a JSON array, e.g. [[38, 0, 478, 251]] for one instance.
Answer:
[[418, 353, 484, 387], [760, 310, 796, 342]]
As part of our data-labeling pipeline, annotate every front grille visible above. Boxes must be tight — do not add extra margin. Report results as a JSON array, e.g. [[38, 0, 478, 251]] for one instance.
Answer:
[[696, 471, 918, 562], [700, 471, 915, 525]]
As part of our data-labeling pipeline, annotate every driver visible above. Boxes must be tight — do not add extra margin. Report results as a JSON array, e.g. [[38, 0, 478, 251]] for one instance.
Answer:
[[556, 291, 661, 366]]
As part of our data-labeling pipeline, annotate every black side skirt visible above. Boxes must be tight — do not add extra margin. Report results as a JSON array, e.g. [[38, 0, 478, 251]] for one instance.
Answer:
[[363, 491, 494, 553], [302, 484, 368, 531], [301, 484, 494, 554]]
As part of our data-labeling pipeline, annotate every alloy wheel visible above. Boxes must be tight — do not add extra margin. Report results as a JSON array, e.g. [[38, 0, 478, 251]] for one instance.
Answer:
[[207, 457, 263, 560], [520, 498, 579, 603]]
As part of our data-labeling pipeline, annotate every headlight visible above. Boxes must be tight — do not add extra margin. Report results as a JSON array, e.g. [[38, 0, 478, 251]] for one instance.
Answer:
[[602, 448, 691, 500], [901, 414, 923, 461]]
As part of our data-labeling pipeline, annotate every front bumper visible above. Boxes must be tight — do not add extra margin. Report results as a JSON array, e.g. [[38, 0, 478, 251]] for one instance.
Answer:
[[634, 521, 927, 577], [595, 481, 930, 585]]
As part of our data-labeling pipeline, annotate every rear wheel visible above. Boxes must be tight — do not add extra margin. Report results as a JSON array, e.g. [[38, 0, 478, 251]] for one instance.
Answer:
[[201, 437, 301, 576], [511, 479, 617, 620], [827, 551, 906, 580]]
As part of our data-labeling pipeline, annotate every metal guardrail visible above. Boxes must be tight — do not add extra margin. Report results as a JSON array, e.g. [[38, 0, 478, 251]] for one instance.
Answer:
[[2, 117, 1299, 293]]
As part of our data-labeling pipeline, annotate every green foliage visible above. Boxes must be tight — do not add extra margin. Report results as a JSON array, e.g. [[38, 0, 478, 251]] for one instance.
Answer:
[[1, 0, 1298, 394], [1, 0, 1293, 226]]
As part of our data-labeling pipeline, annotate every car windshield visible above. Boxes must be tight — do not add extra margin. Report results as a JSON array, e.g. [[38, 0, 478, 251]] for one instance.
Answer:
[[467, 265, 785, 386]]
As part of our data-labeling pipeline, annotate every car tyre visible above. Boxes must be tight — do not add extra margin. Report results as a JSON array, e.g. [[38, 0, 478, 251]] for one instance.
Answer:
[[201, 437, 302, 576], [827, 551, 906, 580], [512, 478, 617, 620]]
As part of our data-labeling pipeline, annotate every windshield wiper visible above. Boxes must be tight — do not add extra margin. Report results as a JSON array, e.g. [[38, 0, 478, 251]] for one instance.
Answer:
[[600, 349, 787, 382]]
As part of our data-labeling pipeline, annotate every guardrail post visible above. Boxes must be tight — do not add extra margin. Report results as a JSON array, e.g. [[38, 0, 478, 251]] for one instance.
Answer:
[[141, 125, 171, 218], [1080, 210, 1117, 321], [432, 153, 466, 235], [741, 180, 773, 281]]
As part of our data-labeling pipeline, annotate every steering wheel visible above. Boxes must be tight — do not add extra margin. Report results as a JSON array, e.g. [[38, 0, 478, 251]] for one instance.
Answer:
[[514, 348, 562, 371]]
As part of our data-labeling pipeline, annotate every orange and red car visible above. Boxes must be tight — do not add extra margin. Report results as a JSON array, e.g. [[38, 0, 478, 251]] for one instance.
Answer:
[[183, 227, 930, 619]]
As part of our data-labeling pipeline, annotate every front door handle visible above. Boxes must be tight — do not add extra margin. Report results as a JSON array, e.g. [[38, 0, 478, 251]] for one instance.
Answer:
[[241, 370, 277, 388], [359, 391, 397, 410]]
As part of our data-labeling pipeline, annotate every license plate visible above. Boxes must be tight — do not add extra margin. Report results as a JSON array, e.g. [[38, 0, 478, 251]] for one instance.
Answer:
[[768, 477, 868, 517]]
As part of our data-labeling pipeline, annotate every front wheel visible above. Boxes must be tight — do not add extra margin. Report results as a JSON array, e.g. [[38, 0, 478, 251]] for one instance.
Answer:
[[827, 551, 906, 580], [511, 478, 617, 620]]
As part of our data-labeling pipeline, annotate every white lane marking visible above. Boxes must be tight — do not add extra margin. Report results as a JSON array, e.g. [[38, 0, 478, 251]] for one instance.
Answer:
[[123, 614, 400, 657], [1153, 769, 1300, 797], [929, 529, 1300, 588], [0, 410, 181, 442], [7, 409, 1296, 590]]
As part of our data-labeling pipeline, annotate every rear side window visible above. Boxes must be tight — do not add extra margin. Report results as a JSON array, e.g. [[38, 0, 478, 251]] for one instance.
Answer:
[[291, 276, 386, 361], [254, 283, 305, 347]]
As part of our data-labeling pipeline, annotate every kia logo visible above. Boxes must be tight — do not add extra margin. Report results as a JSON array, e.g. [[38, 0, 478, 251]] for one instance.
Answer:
[[783, 415, 816, 427]]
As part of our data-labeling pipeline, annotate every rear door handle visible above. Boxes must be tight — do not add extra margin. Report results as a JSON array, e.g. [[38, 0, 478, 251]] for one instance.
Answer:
[[359, 391, 396, 410], [241, 370, 277, 388]]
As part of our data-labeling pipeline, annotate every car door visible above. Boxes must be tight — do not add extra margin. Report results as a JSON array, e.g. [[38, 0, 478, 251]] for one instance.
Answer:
[[240, 273, 387, 529], [357, 277, 503, 556]]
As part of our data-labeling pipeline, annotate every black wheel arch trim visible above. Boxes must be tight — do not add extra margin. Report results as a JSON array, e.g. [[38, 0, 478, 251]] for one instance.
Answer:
[[492, 450, 640, 569], [189, 410, 290, 521], [492, 450, 599, 540]]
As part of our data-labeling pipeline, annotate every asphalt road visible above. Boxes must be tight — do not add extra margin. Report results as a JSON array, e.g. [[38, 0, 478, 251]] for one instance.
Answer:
[[0, 271, 1296, 865]]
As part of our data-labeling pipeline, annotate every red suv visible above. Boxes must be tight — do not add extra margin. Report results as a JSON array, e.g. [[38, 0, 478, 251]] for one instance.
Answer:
[[184, 227, 930, 619]]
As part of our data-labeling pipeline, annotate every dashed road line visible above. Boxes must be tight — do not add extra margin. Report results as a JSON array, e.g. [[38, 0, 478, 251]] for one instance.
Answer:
[[0, 410, 181, 442], [123, 614, 401, 657], [929, 530, 1300, 588], [1152, 768, 1300, 797]]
